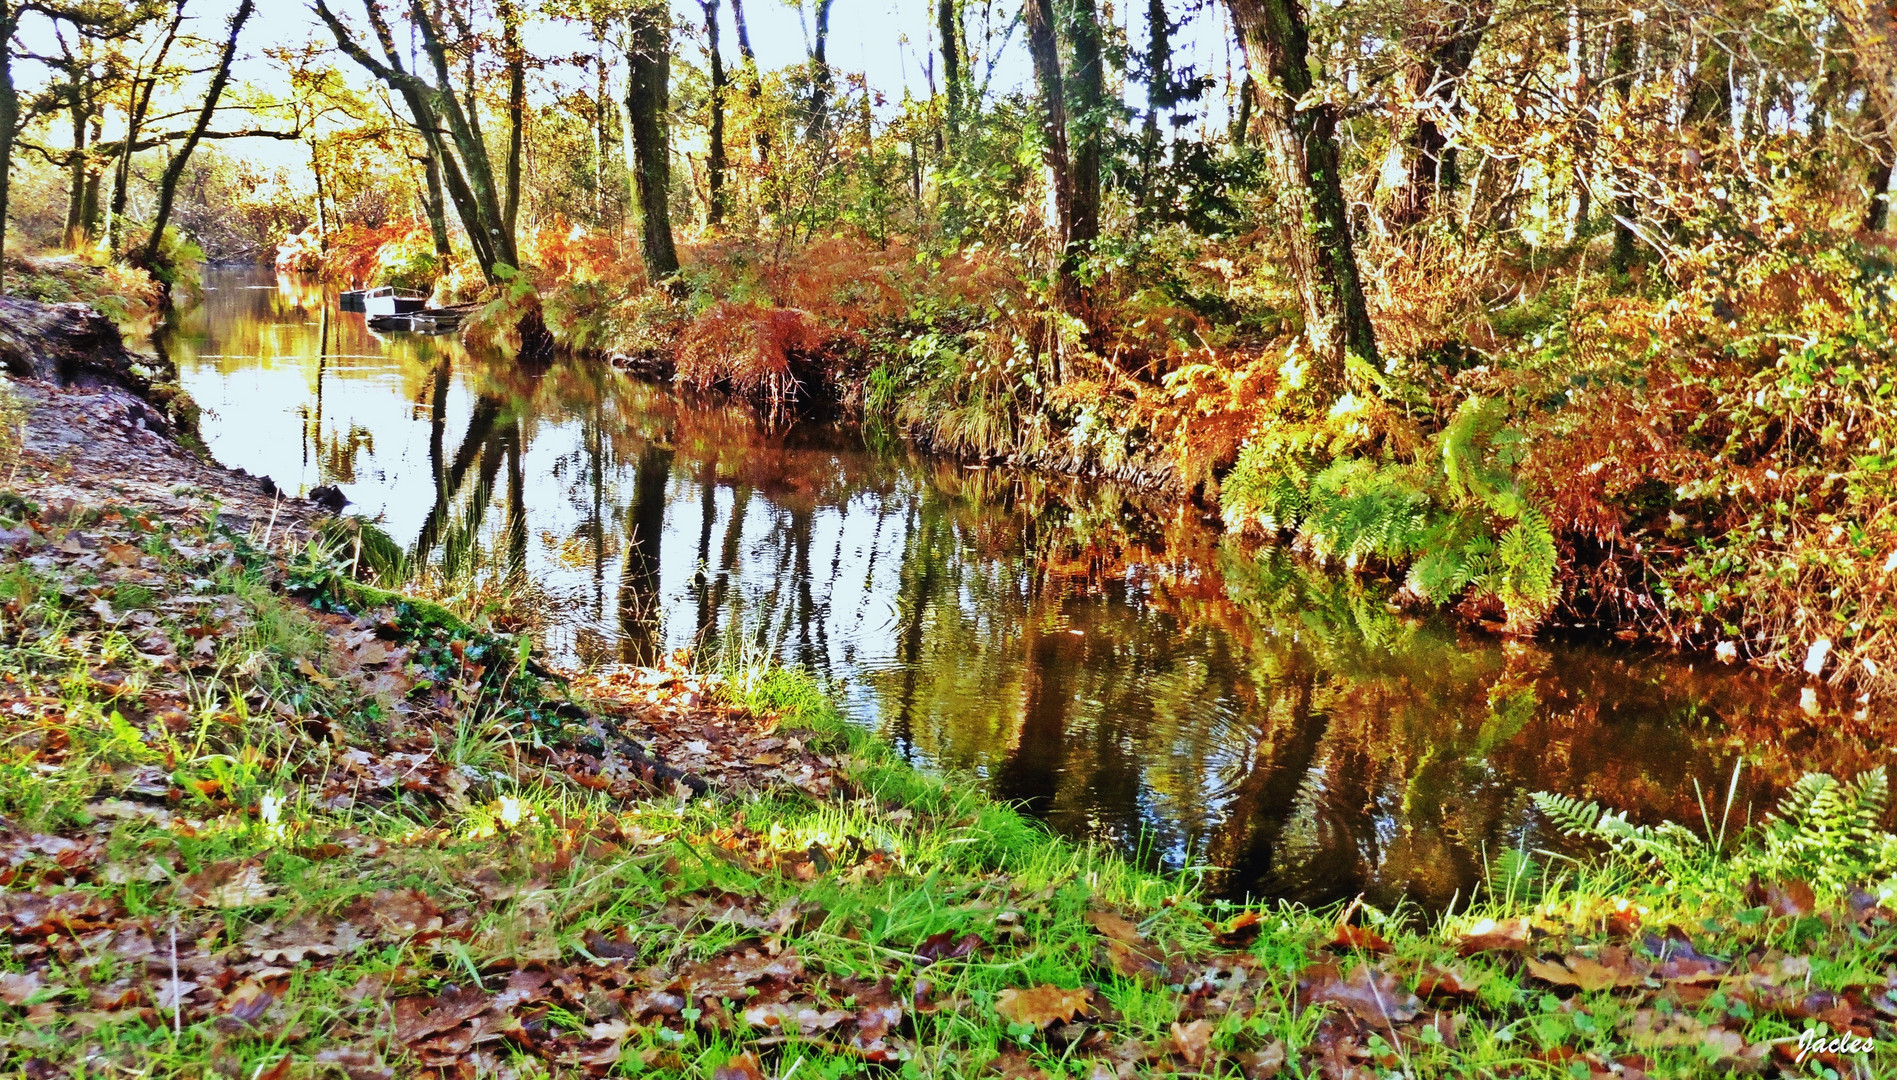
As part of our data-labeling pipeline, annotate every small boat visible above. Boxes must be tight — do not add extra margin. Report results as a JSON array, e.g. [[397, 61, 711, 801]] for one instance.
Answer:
[[341, 285, 428, 316], [364, 288, 428, 317], [366, 306, 469, 335]]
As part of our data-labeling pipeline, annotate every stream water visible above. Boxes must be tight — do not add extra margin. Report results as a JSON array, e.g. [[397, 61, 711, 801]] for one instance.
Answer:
[[158, 267, 1889, 911]]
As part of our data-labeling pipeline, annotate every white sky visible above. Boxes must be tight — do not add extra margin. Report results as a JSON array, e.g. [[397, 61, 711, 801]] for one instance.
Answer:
[[13, 0, 1240, 177]]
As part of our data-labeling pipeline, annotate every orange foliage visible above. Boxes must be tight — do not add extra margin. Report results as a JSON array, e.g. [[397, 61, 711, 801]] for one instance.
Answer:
[[676, 301, 833, 406]]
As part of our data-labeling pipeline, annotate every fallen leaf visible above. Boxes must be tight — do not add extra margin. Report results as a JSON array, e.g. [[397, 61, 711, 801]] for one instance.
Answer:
[[1171, 1018, 1214, 1065], [915, 929, 982, 964], [0, 971, 52, 1006], [103, 543, 142, 566], [712, 1054, 766, 1080], [1457, 916, 1530, 954], [995, 985, 1092, 1027], [393, 987, 492, 1045], [177, 859, 274, 907], [1523, 948, 1647, 992], [1329, 922, 1392, 954], [1211, 911, 1263, 947], [1239, 1040, 1287, 1079], [1300, 963, 1422, 1026], [1415, 963, 1479, 1000]]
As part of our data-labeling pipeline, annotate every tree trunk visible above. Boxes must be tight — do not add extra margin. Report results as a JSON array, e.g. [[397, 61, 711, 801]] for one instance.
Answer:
[[1224, 0, 1380, 385], [314, 0, 517, 281], [1140, 0, 1171, 197], [140, 0, 254, 271], [1836, 0, 1897, 134], [938, 0, 964, 143], [501, 0, 525, 237], [422, 148, 451, 256], [63, 92, 89, 249], [1230, 74, 1254, 147], [626, 0, 681, 279], [1064, 0, 1105, 253], [1868, 121, 1895, 232], [1024, 0, 1076, 302], [730, 0, 770, 170], [0, 2, 16, 293], [806, 0, 836, 137], [1606, 22, 1638, 275], [701, 0, 728, 225], [1394, 10, 1488, 225]]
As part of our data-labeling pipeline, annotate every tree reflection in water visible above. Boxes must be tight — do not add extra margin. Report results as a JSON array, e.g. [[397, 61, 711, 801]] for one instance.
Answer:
[[165, 268, 1896, 911]]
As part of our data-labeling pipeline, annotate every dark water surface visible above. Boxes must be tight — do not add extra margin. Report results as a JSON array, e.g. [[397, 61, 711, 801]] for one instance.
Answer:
[[162, 268, 1891, 910]]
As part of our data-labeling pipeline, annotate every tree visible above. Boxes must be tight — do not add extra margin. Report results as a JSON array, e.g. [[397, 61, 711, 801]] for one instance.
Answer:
[[1393, 3, 1490, 224], [623, 0, 678, 278], [700, 0, 727, 225], [1024, 0, 1076, 303], [139, 0, 253, 271], [804, 0, 835, 137], [937, 0, 964, 145], [314, 0, 521, 283], [1225, 0, 1380, 386], [500, 0, 526, 238]]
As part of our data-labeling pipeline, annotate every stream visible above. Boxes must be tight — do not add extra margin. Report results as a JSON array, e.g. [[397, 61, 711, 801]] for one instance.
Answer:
[[158, 267, 1887, 911]]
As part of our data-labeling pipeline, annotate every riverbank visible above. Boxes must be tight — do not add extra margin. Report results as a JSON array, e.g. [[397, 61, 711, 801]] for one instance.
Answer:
[[4, 326, 1895, 1076]]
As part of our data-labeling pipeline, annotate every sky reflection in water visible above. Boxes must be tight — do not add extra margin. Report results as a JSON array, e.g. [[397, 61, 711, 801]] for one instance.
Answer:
[[161, 268, 1889, 911]]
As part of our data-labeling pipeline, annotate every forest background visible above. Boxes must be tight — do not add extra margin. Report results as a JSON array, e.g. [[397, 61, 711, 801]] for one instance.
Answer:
[[2, 0, 1896, 706]]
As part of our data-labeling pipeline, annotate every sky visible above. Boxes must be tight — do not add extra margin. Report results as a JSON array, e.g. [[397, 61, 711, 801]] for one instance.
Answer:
[[13, 0, 1242, 180]]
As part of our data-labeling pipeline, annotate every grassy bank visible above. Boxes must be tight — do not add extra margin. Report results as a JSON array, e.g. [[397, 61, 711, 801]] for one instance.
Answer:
[[0, 486, 1893, 1078]]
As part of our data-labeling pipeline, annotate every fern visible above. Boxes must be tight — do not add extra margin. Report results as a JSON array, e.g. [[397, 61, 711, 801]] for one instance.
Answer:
[[1537, 769, 1897, 897], [1494, 508, 1559, 624], [1758, 768, 1897, 891], [1532, 790, 1707, 873]]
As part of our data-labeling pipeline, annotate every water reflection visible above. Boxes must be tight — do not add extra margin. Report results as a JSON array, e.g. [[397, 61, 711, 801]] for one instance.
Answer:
[[162, 269, 1893, 910]]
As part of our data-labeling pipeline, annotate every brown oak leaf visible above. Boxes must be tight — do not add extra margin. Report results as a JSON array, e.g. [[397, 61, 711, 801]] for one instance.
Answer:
[[995, 985, 1092, 1027]]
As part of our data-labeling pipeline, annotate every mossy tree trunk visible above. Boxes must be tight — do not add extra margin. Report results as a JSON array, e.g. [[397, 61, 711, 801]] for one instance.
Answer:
[[625, 0, 681, 280], [1225, 0, 1380, 389], [701, 0, 729, 226]]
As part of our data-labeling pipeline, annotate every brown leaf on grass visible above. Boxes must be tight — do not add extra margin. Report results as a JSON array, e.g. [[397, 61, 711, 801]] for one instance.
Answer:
[[681, 946, 804, 999], [1415, 963, 1479, 1000], [1300, 963, 1422, 1026], [712, 1054, 766, 1080], [217, 977, 277, 1026], [102, 543, 142, 567], [0, 970, 54, 1006], [1643, 929, 1728, 982], [343, 888, 443, 938], [1457, 916, 1530, 954], [177, 859, 273, 908], [1749, 877, 1816, 918], [1328, 923, 1392, 954], [1237, 1040, 1286, 1079], [312, 1048, 394, 1080], [1170, 1018, 1215, 1066], [1085, 910, 1149, 949], [916, 929, 983, 964], [995, 985, 1092, 1027], [392, 987, 492, 1045], [742, 1000, 852, 1035], [1100, 938, 1167, 980], [1210, 911, 1263, 947], [1523, 948, 1648, 992]]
